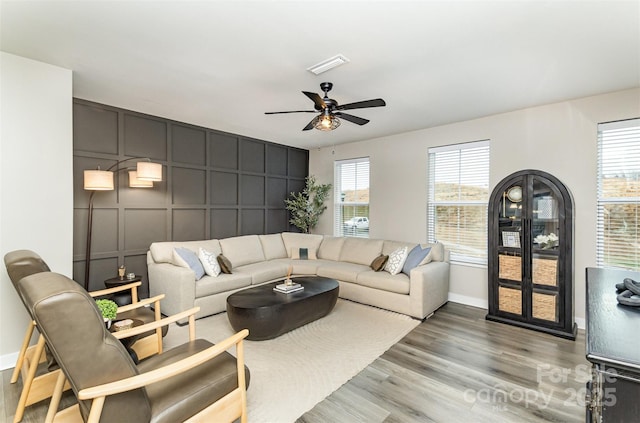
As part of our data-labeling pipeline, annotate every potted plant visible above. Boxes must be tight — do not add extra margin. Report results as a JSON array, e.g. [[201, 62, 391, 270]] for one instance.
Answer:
[[284, 175, 332, 234], [96, 299, 118, 328]]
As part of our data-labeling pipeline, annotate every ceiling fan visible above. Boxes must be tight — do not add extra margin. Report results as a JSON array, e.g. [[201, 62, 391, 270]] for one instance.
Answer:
[[265, 82, 386, 131]]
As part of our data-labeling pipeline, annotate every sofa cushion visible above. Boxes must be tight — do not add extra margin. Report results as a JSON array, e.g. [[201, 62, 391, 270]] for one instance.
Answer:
[[317, 236, 345, 261], [259, 234, 288, 260], [173, 248, 205, 280], [402, 245, 432, 275], [356, 270, 411, 295], [382, 240, 417, 256], [235, 261, 290, 285], [316, 261, 370, 283], [217, 255, 232, 274], [281, 232, 323, 258], [370, 254, 389, 272], [198, 248, 221, 277], [385, 246, 409, 275], [339, 238, 384, 266], [269, 258, 332, 276], [150, 240, 221, 264], [219, 235, 265, 267], [194, 273, 252, 298]]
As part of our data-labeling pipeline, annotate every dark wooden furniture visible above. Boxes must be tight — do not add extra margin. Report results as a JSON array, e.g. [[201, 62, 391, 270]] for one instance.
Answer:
[[585, 267, 640, 422], [487, 169, 576, 339], [104, 274, 141, 305], [226, 276, 339, 340]]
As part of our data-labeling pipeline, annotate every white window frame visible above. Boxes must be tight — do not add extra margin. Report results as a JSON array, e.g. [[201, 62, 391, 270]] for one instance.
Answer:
[[427, 140, 490, 265], [334, 157, 370, 238], [597, 118, 640, 270]]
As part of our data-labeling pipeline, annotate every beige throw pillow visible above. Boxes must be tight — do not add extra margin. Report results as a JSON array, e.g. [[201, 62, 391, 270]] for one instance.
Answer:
[[384, 246, 409, 275]]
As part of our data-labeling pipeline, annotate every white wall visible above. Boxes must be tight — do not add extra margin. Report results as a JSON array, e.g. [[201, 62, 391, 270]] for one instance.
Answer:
[[0, 52, 73, 369], [310, 88, 640, 326]]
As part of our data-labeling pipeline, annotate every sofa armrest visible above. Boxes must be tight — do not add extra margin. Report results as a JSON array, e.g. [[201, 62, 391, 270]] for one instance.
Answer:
[[148, 262, 196, 321], [409, 261, 450, 319]]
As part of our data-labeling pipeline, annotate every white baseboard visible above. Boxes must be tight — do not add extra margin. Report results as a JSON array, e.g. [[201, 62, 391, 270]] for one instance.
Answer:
[[575, 317, 585, 330], [0, 351, 18, 371], [448, 293, 488, 310]]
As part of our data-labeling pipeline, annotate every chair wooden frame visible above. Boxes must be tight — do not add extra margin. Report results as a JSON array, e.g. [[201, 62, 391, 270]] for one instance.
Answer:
[[11, 282, 164, 423], [45, 307, 249, 423]]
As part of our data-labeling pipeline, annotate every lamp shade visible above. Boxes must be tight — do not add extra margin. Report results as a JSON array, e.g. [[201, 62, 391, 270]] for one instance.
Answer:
[[128, 171, 153, 188], [313, 114, 340, 131], [136, 162, 162, 181], [84, 170, 114, 190]]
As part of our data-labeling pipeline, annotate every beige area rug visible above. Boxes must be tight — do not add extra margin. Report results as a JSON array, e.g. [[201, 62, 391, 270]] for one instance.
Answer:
[[163, 299, 420, 423]]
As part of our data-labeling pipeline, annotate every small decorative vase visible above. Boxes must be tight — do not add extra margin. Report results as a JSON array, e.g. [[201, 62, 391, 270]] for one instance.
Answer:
[[105, 319, 112, 329]]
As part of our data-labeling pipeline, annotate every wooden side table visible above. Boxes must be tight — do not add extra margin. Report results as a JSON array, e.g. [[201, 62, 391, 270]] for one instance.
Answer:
[[104, 275, 141, 306]]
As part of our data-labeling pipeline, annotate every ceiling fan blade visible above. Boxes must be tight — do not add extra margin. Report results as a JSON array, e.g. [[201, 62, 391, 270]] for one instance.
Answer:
[[336, 98, 386, 111], [265, 110, 316, 114], [335, 112, 370, 126], [302, 118, 316, 131], [303, 91, 326, 110]]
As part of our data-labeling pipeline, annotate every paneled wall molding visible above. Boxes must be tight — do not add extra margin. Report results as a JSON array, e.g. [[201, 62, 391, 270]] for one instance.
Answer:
[[73, 98, 308, 295]]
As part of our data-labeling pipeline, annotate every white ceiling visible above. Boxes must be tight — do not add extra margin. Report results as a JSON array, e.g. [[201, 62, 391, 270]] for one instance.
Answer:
[[2, 1, 639, 150]]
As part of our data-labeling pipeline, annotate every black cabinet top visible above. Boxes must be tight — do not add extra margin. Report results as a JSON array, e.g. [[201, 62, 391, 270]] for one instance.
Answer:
[[586, 267, 640, 371]]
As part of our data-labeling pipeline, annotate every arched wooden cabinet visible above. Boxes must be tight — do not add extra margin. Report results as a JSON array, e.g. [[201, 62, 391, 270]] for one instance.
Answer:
[[486, 169, 576, 339]]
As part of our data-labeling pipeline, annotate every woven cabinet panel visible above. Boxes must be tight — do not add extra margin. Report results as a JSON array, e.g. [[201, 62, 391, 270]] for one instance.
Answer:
[[498, 286, 522, 315], [532, 257, 558, 287], [532, 292, 558, 322], [499, 255, 522, 282]]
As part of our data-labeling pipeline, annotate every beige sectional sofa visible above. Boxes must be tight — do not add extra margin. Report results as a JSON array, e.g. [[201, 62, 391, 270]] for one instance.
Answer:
[[147, 232, 449, 322]]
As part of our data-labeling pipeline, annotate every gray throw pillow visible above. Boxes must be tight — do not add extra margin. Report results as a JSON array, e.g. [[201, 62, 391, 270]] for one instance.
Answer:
[[174, 247, 205, 280], [402, 245, 432, 275]]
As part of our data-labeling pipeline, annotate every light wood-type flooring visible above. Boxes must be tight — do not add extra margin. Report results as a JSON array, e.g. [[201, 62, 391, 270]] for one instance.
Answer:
[[2, 302, 587, 422]]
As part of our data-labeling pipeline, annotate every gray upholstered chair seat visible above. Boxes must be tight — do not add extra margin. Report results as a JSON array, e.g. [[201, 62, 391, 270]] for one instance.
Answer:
[[139, 339, 249, 423]]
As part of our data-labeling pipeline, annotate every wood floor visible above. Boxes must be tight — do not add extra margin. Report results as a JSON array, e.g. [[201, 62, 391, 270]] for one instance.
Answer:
[[1, 302, 587, 423], [297, 302, 587, 423]]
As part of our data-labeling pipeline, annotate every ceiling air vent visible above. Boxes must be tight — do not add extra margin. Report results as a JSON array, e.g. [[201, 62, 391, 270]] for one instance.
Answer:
[[307, 54, 350, 75]]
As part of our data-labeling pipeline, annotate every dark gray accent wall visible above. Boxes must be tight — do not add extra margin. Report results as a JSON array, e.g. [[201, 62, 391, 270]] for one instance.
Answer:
[[73, 99, 308, 295]]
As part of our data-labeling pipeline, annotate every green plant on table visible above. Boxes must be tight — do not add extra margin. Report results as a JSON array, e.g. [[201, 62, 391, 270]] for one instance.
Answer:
[[95, 299, 118, 321]]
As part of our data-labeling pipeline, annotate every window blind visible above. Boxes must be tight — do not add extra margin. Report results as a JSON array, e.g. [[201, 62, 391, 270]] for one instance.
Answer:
[[334, 157, 370, 238], [597, 118, 640, 270], [427, 140, 490, 264]]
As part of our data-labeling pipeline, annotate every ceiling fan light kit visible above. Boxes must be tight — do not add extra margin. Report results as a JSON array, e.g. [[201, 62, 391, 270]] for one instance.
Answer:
[[265, 82, 386, 132], [313, 114, 340, 131]]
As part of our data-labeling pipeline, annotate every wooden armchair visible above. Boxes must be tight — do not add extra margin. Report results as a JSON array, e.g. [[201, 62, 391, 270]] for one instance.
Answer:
[[3, 250, 165, 423], [19, 271, 249, 423]]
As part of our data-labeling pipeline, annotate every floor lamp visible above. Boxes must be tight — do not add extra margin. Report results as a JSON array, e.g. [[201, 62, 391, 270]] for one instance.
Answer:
[[83, 158, 162, 290]]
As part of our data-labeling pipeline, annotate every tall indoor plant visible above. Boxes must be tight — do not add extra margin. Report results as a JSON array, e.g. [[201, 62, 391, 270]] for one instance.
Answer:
[[284, 175, 331, 234]]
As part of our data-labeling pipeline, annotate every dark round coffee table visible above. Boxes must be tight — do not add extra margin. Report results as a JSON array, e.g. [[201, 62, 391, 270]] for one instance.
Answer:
[[226, 276, 339, 340]]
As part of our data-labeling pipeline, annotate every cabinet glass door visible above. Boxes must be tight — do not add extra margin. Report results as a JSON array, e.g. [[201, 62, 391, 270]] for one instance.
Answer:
[[497, 181, 524, 315], [530, 177, 560, 323]]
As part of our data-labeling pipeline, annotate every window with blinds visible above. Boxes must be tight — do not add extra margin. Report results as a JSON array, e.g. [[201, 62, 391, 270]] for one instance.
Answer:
[[597, 118, 640, 271], [427, 140, 490, 264], [334, 158, 370, 238]]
